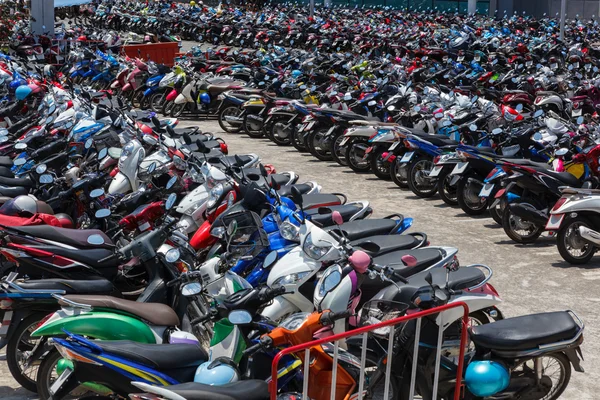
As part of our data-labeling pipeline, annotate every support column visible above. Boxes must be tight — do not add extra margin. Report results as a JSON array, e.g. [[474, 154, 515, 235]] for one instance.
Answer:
[[30, 0, 55, 36], [489, 0, 497, 17], [467, 0, 477, 14], [559, 0, 566, 41]]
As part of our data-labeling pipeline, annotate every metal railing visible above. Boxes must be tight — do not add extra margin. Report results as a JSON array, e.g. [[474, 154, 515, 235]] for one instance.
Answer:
[[270, 302, 470, 400]]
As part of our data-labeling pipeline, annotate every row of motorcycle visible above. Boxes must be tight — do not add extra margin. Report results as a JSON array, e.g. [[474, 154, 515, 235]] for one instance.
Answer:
[[0, 49, 587, 400]]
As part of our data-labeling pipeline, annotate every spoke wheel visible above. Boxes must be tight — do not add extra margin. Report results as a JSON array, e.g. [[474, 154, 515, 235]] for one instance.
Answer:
[[557, 217, 596, 264], [6, 314, 48, 392], [408, 158, 437, 198], [218, 106, 243, 133]]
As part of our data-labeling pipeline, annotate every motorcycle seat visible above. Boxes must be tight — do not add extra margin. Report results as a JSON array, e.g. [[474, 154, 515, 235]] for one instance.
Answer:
[[0, 185, 28, 197], [301, 193, 343, 209], [278, 183, 312, 197], [327, 218, 400, 241], [0, 175, 35, 188], [208, 154, 252, 167], [307, 203, 363, 226], [462, 145, 496, 156], [93, 340, 207, 369], [9, 226, 114, 249], [372, 248, 443, 276], [544, 170, 582, 187], [501, 158, 550, 169], [59, 295, 180, 326], [0, 156, 15, 167], [15, 278, 116, 295], [469, 311, 580, 351], [352, 234, 420, 256], [424, 135, 459, 147], [408, 267, 485, 291], [156, 380, 269, 400], [535, 91, 561, 97]]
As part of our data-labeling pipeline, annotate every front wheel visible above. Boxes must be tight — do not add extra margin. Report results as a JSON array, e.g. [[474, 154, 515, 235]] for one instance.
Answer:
[[6, 313, 47, 392], [345, 138, 371, 173], [557, 217, 596, 264], [436, 168, 458, 206], [511, 352, 572, 400], [270, 116, 293, 146], [243, 113, 264, 138], [290, 127, 308, 152], [369, 146, 392, 180], [170, 102, 187, 118], [37, 349, 91, 400], [307, 129, 333, 161], [456, 174, 488, 215], [407, 157, 437, 198], [390, 155, 409, 188], [501, 199, 544, 244], [218, 105, 243, 133], [330, 132, 348, 166]]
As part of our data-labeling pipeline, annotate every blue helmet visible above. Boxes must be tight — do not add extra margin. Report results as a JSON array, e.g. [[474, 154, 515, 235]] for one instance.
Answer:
[[465, 361, 510, 397], [15, 85, 32, 101], [200, 92, 210, 105], [194, 358, 240, 385], [291, 70, 302, 79]]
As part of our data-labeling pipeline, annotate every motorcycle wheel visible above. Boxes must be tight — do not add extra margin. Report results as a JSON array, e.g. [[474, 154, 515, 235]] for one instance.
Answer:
[[6, 313, 48, 392], [37, 349, 91, 400], [408, 158, 437, 198], [161, 100, 174, 116], [489, 199, 505, 226], [330, 132, 348, 166], [170, 102, 186, 118], [557, 216, 596, 264], [369, 146, 392, 180], [501, 198, 544, 244], [436, 168, 458, 206], [456, 173, 488, 215], [270, 116, 292, 146], [290, 128, 308, 152], [307, 129, 333, 162], [390, 156, 409, 188], [218, 105, 243, 133], [511, 352, 571, 400], [150, 90, 167, 113], [242, 114, 264, 138], [131, 88, 145, 108], [345, 138, 371, 173], [139, 94, 151, 110]]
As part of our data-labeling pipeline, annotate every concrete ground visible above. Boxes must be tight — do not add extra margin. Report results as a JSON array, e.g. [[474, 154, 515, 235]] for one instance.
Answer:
[[1, 117, 597, 399]]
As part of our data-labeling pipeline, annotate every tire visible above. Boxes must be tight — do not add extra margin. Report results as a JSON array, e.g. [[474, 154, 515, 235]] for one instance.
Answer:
[[161, 100, 174, 116], [390, 156, 409, 188], [6, 313, 48, 392], [557, 216, 596, 264], [131, 88, 145, 109], [150, 90, 167, 113], [514, 352, 572, 400], [218, 105, 243, 133], [330, 132, 348, 166], [270, 116, 293, 146], [139, 94, 151, 110], [37, 349, 91, 400], [456, 173, 488, 215], [170, 102, 186, 118], [437, 168, 458, 206], [369, 146, 392, 180], [242, 113, 264, 138], [307, 129, 333, 162], [407, 157, 437, 198], [489, 201, 504, 226], [501, 198, 544, 244], [291, 128, 308, 152], [345, 138, 371, 173], [346, 350, 400, 400]]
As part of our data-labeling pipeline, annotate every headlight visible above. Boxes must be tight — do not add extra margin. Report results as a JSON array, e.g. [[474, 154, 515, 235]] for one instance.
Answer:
[[120, 141, 134, 162], [148, 79, 158, 87], [184, 202, 201, 216], [280, 219, 300, 241], [303, 233, 331, 260], [207, 183, 223, 208], [273, 271, 310, 286], [318, 265, 342, 297]]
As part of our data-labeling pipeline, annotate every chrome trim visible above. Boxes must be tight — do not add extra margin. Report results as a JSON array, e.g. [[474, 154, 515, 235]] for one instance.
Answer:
[[463, 264, 493, 291], [51, 294, 92, 309], [6, 281, 66, 294]]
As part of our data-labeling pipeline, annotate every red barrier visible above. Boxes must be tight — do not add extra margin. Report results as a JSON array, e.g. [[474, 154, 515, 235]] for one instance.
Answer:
[[121, 42, 180, 66]]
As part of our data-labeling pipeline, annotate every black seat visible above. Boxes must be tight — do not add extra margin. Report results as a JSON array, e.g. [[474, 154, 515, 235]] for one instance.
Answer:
[[9, 226, 114, 249], [0, 185, 28, 197], [544, 170, 582, 187], [159, 380, 269, 400], [501, 158, 550, 169], [463, 145, 496, 156], [208, 155, 252, 167], [46, 247, 120, 270], [423, 135, 459, 147], [326, 219, 399, 241], [301, 193, 342, 209], [0, 175, 35, 188], [372, 248, 443, 277], [307, 203, 363, 226], [16, 278, 116, 295], [95, 340, 207, 370], [470, 311, 580, 351], [352, 235, 420, 256], [278, 183, 312, 197]]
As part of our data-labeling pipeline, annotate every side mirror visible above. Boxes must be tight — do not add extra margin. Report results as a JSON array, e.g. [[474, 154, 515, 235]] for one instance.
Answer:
[[35, 164, 47, 174], [515, 104, 524, 112], [39, 174, 54, 184], [165, 193, 177, 210], [86, 234, 105, 245], [270, 175, 280, 190], [228, 310, 252, 325], [94, 209, 111, 219], [492, 128, 503, 135], [84, 138, 94, 149], [166, 175, 178, 190], [152, 116, 161, 128], [90, 188, 105, 198], [469, 124, 477, 132], [227, 220, 238, 237], [533, 109, 544, 118], [98, 147, 108, 160], [147, 162, 157, 175], [143, 135, 158, 146], [576, 116, 584, 125], [331, 210, 344, 225], [234, 154, 244, 167], [263, 251, 279, 269], [14, 143, 27, 150], [290, 186, 303, 209], [424, 271, 433, 287], [182, 282, 203, 296]]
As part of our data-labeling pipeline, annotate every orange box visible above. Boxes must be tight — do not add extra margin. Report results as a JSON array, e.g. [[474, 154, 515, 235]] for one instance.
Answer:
[[121, 42, 180, 66]]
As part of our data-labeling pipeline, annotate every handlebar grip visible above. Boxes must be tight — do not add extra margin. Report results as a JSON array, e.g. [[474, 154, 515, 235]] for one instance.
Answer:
[[166, 278, 180, 288], [190, 313, 212, 325], [242, 341, 263, 356], [320, 309, 352, 326]]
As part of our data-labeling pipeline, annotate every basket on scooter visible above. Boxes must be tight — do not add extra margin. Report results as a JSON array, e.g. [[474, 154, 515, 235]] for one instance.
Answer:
[[358, 300, 409, 337], [221, 210, 268, 261]]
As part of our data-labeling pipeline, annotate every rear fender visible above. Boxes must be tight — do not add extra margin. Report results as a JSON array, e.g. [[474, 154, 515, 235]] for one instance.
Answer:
[[564, 347, 585, 373]]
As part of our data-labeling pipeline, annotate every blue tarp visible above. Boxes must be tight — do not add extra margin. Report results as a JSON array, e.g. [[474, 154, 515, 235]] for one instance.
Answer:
[[54, 0, 92, 7]]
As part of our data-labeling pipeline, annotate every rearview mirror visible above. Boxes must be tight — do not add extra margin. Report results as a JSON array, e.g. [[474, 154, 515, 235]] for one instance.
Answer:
[[576, 116, 584, 125], [35, 164, 47, 174], [165, 247, 181, 263], [39, 174, 53, 184], [469, 124, 477, 132], [95, 209, 111, 219], [228, 310, 252, 325], [87, 234, 105, 245], [165, 193, 177, 210], [166, 175, 178, 190], [263, 251, 279, 270], [147, 162, 157, 175], [14, 143, 27, 150], [227, 220, 238, 237], [84, 138, 93, 149], [182, 282, 202, 296], [13, 158, 26, 166], [98, 147, 108, 160], [492, 128, 503, 135], [90, 188, 105, 198], [260, 164, 268, 178]]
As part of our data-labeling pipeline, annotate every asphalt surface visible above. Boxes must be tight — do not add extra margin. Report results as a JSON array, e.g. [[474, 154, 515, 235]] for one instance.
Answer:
[[1, 42, 598, 399]]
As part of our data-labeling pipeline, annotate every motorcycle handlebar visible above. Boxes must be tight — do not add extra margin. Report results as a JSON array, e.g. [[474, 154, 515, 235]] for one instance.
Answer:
[[260, 285, 287, 302], [320, 309, 352, 326]]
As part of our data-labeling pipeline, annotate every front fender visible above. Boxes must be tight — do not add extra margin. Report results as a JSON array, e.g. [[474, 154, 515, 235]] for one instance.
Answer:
[[31, 310, 158, 343], [190, 220, 218, 250]]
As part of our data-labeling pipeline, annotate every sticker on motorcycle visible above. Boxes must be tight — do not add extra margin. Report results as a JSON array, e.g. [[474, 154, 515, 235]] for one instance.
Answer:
[[363, 146, 373, 160], [572, 109, 582, 117], [50, 368, 73, 395], [479, 183, 494, 198], [399, 151, 414, 163], [450, 162, 468, 175], [546, 214, 565, 231], [388, 142, 400, 151], [429, 165, 444, 177], [339, 137, 350, 146]]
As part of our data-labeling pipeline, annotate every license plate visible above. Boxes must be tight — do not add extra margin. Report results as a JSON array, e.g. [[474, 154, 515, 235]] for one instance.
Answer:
[[479, 183, 494, 198], [450, 162, 468, 176], [429, 165, 443, 177], [400, 151, 414, 163], [339, 137, 350, 146], [572, 109, 582, 116], [546, 214, 565, 230], [526, 61, 533, 67], [388, 141, 399, 151], [50, 368, 73, 395]]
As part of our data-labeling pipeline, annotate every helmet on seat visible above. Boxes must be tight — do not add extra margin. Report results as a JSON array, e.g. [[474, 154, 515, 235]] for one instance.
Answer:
[[0, 195, 38, 217], [194, 357, 240, 385], [54, 213, 74, 229]]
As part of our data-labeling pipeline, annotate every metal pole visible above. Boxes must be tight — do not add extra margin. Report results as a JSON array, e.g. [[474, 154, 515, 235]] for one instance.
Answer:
[[559, 0, 566, 41], [310, 0, 314, 18]]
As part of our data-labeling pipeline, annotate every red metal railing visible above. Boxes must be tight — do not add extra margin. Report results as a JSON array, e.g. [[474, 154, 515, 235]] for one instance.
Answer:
[[270, 302, 470, 400]]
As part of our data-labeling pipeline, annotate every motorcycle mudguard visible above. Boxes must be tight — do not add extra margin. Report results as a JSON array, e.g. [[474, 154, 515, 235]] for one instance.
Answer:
[[143, 87, 155, 97], [122, 83, 133, 92], [31, 311, 158, 343], [190, 220, 218, 250], [108, 172, 131, 195], [174, 94, 187, 104], [166, 89, 178, 102], [110, 81, 121, 89]]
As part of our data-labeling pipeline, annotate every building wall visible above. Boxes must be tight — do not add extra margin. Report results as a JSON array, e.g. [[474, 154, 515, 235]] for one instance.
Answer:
[[513, 0, 600, 18]]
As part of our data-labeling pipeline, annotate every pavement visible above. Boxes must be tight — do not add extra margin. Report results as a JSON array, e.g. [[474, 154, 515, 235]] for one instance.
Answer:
[[1, 41, 598, 399]]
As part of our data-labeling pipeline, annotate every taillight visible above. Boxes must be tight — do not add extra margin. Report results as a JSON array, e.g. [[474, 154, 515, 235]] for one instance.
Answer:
[[219, 143, 228, 154], [552, 197, 568, 212], [485, 167, 499, 180], [535, 97, 542, 104], [573, 102, 580, 109], [433, 155, 441, 164], [0, 299, 13, 309]]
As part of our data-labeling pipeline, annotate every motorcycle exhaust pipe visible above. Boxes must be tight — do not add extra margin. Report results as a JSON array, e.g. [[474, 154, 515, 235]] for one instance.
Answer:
[[578, 226, 600, 246], [508, 203, 548, 226]]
